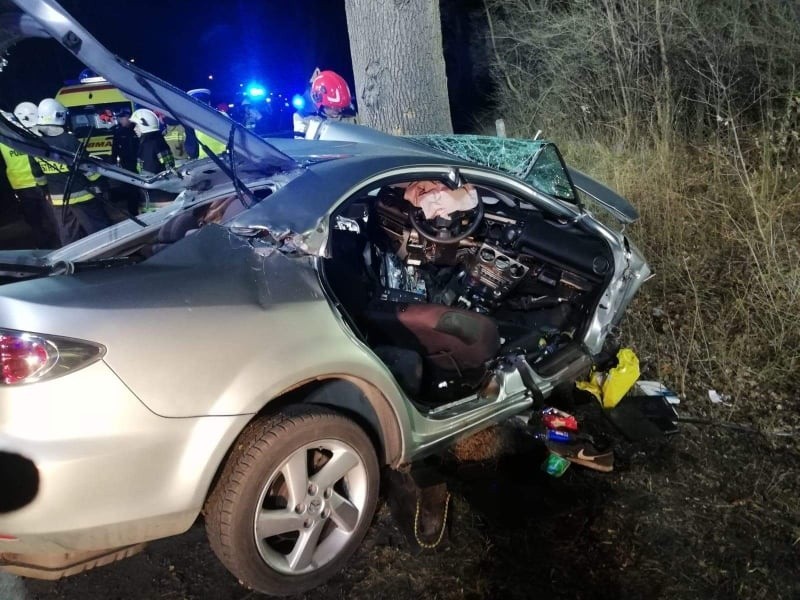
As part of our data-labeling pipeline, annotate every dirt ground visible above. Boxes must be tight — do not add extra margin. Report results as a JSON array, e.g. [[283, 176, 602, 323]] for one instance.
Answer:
[[4, 416, 797, 600]]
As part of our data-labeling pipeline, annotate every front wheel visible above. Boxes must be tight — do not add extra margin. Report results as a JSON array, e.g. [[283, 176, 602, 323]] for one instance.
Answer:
[[205, 406, 380, 596]]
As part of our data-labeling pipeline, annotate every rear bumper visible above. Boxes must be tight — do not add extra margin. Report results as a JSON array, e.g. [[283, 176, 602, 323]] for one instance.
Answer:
[[1, 543, 147, 580], [0, 360, 250, 557]]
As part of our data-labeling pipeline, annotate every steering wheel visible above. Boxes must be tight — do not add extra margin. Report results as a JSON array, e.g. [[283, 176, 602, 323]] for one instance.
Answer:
[[409, 195, 484, 245]]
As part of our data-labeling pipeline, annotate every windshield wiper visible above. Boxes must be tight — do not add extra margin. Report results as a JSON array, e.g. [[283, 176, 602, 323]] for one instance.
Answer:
[[61, 126, 148, 228], [0, 262, 51, 275], [47, 256, 139, 276], [58, 125, 90, 219], [135, 76, 258, 210]]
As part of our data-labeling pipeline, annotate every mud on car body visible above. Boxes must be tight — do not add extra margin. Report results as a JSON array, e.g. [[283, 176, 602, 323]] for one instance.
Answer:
[[0, 0, 650, 595]]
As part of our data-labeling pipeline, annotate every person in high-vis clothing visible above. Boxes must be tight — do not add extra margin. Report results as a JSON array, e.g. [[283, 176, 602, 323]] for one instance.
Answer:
[[130, 108, 176, 209], [129, 108, 175, 173], [184, 88, 227, 159], [293, 68, 357, 138], [163, 116, 188, 165], [0, 102, 60, 248], [34, 98, 112, 245], [194, 129, 226, 158]]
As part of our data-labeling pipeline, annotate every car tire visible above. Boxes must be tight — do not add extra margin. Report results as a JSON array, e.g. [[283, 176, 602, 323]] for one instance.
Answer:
[[204, 405, 380, 596]]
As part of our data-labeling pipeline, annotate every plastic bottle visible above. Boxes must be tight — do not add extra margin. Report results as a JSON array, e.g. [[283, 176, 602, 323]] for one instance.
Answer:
[[532, 429, 574, 443]]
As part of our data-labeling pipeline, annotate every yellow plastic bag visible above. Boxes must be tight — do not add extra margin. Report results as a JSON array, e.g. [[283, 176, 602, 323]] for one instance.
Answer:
[[602, 348, 640, 408], [576, 370, 604, 402], [576, 348, 640, 408]]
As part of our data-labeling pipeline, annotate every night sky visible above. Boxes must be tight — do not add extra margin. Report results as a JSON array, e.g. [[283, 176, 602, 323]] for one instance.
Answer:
[[1, 0, 352, 108], [0, 0, 492, 132]]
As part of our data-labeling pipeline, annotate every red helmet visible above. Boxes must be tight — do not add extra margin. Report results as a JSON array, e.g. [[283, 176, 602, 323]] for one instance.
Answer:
[[310, 70, 352, 111]]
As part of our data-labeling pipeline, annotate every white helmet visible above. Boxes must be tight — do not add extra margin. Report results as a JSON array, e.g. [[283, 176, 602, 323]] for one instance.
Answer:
[[37, 98, 67, 127], [130, 108, 161, 134], [13, 102, 38, 129]]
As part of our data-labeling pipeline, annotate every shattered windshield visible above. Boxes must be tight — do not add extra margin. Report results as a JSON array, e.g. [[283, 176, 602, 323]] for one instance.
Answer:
[[528, 144, 576, 201], [408, 135, 578, 203]]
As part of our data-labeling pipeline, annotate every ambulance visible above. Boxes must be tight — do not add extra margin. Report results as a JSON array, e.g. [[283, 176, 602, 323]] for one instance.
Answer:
[[54, 72, 134, 159]]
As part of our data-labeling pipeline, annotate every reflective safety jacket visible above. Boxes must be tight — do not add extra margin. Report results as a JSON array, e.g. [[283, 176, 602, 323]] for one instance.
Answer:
[[196, 130, 227, 158], [0, 143, 42, 190], [163, 124, 187, 163], [34, 132, 100, 206]]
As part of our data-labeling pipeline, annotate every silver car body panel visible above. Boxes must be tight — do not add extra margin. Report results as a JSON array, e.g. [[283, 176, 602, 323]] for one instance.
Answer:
[[0, 359, 251, 553]]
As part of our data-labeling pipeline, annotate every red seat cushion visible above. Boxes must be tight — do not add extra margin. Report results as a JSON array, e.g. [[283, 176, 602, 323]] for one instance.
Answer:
[[367, 302, 500, 375]]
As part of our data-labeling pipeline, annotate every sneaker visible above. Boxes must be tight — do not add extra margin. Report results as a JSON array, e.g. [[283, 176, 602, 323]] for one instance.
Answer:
[[546, 439, 614, 472]]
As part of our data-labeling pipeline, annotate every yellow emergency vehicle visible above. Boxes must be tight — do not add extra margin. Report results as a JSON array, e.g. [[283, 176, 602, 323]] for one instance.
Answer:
[[55, 75, 134, 158]]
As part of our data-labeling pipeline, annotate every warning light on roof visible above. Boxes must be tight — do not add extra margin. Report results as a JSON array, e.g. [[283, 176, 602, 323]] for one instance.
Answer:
[[245, 83, 266, 98], [78, 68, 106, 84]]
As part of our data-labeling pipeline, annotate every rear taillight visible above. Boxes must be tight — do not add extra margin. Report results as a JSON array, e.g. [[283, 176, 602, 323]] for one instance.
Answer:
[[0, 329, 105, 385]]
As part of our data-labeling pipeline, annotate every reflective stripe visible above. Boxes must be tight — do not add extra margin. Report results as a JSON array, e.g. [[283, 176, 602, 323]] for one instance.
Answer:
[[37, 159, 70, 175], [49, 191, 95, 206], [157, 149, 175, 169], [0, 144, 37, 189], [34, 148, 97, 206]]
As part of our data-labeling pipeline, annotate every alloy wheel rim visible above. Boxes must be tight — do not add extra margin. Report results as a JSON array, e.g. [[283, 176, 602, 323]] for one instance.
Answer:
[[252, 438, 369, 575]]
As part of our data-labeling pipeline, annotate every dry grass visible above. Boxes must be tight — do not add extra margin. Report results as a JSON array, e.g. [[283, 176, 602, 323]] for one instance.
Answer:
[[483, 0, 800, 425], [558, 138, 800, 424]]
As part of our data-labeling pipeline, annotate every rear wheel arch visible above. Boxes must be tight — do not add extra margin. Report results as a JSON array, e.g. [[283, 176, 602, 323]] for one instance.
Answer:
[[258, 376, 405, 468], [202, 376, 404, 514]]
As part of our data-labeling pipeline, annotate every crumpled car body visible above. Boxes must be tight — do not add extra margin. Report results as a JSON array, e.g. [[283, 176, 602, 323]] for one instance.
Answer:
[[0, 0, 651, 595]]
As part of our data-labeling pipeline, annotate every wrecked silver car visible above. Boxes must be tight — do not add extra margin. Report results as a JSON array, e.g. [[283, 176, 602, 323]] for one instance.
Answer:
[[0, 0, 650, 595]]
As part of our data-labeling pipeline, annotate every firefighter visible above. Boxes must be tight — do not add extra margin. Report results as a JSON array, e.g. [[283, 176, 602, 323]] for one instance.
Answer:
[[309, 68, 356, 120], [129, 108, 174, 174], [294, 68, 357, 137], [184, 88, 227, 159], [163, 115, 188, 165], [34, 98, 112, 245], [110, 108, 138, 171], [129, 108, 176, 210], [0, 102, 60, 248], [110, 108, 141, 215]]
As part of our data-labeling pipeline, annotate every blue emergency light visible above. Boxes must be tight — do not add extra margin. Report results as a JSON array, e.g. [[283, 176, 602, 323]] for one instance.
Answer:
[[291, 94, 305, 111], [245, 83, 266, 98]]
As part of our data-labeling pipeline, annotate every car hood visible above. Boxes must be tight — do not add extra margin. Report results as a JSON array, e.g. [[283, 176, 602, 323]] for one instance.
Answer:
[[0, 0, 297, 183], [566, 167, 639, 224]]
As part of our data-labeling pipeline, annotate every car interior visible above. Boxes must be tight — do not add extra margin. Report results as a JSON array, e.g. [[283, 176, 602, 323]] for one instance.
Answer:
[[321, 173, 616, 407]]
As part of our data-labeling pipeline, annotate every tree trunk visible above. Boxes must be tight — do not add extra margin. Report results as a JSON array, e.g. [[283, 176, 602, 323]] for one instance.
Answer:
[[344, 0, 453, 135]]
